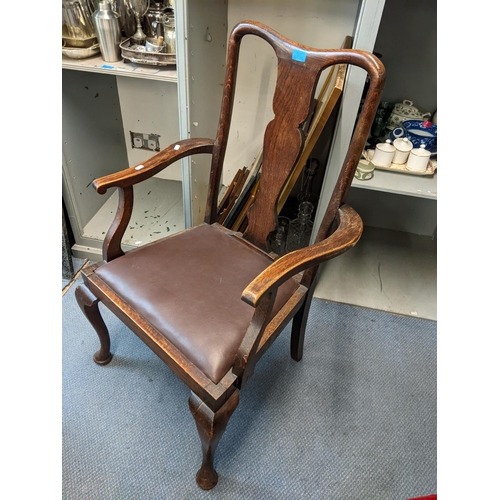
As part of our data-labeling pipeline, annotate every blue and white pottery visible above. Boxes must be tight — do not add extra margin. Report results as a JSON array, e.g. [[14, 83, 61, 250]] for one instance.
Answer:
[[389, 119, 437, 153]]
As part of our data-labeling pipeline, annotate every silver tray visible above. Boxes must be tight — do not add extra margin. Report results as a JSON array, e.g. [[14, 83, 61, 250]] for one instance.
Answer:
[[120, 38, 176, 66], [62, 41, 100, 59]]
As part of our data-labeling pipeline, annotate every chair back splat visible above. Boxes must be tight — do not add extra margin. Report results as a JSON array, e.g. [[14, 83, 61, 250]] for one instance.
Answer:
[[205, 21, 385, 251]]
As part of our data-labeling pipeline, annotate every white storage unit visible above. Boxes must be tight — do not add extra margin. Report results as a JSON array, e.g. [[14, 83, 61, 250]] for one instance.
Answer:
[[316, 0, 437, 235], [62, 0, 228, 260], [314, 0, 437, 319], [62, 0, 436, 319]]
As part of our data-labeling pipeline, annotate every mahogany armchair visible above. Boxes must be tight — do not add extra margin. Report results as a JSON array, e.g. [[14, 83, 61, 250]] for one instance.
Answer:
[[75, 20, 385, 490]]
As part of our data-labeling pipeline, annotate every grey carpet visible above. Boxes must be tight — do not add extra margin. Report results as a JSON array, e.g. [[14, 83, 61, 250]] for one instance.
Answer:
[[62, 277, 436, 500]]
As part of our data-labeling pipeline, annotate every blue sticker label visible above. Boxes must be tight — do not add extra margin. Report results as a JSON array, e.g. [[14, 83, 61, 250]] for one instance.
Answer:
[[102, 64, 114, 69], [292, 48, 307, 63]]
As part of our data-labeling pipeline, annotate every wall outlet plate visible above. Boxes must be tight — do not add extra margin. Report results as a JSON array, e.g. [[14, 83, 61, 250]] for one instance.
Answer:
[[130, 131, 161, 152]]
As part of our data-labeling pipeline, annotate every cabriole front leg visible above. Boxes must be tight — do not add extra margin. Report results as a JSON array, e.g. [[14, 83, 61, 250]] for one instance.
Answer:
[[75, 285, 113, 365], [188, 390, 239, 490]]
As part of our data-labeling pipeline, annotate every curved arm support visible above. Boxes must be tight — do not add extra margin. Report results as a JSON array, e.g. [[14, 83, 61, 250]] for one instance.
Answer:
[[103, 186, 133, 262], [241, 204, 363, 308], [93, 138, 215, 194], [94, 138, 214, 261], [233, 289, 277, 387]]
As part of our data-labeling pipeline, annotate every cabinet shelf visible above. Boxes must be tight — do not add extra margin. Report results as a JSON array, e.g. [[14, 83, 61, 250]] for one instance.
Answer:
[[315, 225, 437, 320], [62, 53, 177, 83], [352, 168, 437, 200]]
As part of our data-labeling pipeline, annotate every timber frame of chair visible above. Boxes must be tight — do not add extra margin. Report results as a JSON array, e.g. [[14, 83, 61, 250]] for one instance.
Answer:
[[75, 20, 385, 490]]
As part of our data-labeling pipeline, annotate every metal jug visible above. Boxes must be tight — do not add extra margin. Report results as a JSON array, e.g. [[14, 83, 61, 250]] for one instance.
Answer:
[[62, 0, 97, 47], [143, 1, 170, 37]]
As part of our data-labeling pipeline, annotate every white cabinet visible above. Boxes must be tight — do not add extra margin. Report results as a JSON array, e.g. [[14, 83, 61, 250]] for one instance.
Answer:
[[314, 0, 437, 319], [62, 0, 228, 260], [316, 0, 437, 233], [346, 0, 438, 236]]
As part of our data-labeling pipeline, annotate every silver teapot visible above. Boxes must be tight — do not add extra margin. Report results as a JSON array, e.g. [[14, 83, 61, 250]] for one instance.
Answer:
[[143, 1, 171, 38]]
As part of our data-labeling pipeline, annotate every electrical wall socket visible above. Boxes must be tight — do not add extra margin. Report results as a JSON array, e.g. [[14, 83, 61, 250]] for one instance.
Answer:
[[130, 131, 161, 152]]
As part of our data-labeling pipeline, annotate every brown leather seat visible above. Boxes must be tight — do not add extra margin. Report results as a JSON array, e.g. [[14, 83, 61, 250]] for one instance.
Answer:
[[94, 223, 300, 383]]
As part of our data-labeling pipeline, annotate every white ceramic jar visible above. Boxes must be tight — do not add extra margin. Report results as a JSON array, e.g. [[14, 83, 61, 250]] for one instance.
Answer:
[[371, 140, 395, 167], [406, 145, 431, 172], [393, 137, 413, 164]]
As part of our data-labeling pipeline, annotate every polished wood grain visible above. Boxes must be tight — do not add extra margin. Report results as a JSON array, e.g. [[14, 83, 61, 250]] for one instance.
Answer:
[[95, 138, 214, 262], [75, 285, 112, 365], [75, 20, 385, 490], [93, 138, 215, 195], [277, 35, 352, 213], [205, 21, 384, 252], [189, 390, 239, 490], [241, 205, 363, 308]]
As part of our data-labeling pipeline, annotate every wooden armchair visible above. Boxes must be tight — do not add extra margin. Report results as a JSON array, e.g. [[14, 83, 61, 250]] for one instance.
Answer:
[[75, 20, 385, 490]]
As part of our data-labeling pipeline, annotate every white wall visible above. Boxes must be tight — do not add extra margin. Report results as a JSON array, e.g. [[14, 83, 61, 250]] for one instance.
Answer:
[[117, 77, 182, 181]]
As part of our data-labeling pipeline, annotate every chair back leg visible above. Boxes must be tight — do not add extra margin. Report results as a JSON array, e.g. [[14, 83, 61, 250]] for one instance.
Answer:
[[290, 271, 320, 361]]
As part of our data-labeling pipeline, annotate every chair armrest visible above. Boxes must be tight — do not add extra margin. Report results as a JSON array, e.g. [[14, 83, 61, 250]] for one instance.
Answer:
[[234, 205, 361, 385], [95, 138, 214, 262], [242, 204, 363, 307], [93, 138, 215, 194]]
